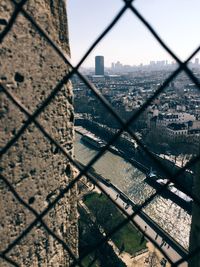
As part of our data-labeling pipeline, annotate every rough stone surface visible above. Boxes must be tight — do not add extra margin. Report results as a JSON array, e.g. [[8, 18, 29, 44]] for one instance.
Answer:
[[0, 1, 78, 266]]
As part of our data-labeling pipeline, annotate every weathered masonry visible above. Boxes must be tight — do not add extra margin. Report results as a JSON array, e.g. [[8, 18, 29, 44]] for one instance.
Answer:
[[0, 0, 78, 266]]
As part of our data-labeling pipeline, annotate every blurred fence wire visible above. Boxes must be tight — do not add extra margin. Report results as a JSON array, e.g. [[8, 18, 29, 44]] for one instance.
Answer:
[[0, 0, 200, 266]]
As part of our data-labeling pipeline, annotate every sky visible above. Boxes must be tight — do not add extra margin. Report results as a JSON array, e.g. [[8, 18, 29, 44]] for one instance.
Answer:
[[67, 0, 200, 68]]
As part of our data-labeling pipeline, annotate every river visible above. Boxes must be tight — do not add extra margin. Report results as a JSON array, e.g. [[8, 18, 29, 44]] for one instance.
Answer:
[[74, 133, 191, 249]]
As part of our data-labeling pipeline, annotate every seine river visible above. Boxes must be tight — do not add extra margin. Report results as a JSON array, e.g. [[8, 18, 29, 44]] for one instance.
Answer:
[[74, 133, 191, 249]]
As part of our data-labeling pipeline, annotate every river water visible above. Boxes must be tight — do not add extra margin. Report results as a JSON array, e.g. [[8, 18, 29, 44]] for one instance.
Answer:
[[74, 133, 191, 249]]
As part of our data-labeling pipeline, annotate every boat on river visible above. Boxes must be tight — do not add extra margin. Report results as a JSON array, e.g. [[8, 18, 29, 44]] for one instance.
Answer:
[[157, 179, 193, 203], [145, 169, 192, 212], [81, 133, 105, 149]]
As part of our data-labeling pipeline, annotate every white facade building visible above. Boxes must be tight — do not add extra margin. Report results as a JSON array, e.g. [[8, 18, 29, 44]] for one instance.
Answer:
[[157, 112, 196, 128]]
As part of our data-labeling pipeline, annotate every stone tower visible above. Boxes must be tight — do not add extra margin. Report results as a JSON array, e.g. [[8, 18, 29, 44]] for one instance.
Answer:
[[0, 0, 78, 266]]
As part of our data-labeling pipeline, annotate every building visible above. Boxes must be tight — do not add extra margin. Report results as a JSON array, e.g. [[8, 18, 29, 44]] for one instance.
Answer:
[[157, 112, 196, 128], [195, 58, 199, 65], [95, 55, 104, 75], [166, 123, 188, 141]]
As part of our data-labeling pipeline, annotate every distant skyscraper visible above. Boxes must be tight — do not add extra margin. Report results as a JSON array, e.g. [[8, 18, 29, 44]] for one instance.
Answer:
[[195, 58, 199, 65], [95, 56, 104, 75]]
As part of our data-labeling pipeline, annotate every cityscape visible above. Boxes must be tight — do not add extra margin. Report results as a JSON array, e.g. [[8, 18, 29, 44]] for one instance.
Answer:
[[1, 1, 200, 267], [74, 55, 200, 156], [80, 56, 200, 75], [73, 55, 200, 266]]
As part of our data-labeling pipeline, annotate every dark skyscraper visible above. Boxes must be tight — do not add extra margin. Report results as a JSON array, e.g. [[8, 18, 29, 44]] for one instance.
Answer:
[[95, 56, 104, 75]]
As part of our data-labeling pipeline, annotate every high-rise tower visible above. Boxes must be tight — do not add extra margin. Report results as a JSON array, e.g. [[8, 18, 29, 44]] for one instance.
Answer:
[[95, 56, 104, 75]]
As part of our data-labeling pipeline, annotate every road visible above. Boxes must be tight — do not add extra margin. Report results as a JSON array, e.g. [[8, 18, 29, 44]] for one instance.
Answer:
[[93, 176, 188, 267]]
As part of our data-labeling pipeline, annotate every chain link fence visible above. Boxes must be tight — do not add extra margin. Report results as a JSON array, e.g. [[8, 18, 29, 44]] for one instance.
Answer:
[[0, 0, 200, 266]]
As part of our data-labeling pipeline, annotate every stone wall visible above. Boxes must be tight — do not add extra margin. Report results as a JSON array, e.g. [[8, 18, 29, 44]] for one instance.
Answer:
[[0, 1, 78, 266]]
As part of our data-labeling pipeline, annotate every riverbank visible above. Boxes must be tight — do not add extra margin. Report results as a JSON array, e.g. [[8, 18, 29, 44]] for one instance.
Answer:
[[75, 158, 188, 266], [75, 126, 192, 214], [81, 190, 168, 267], [74, 131, 191, 251], [75, 121, 193, 190], [83, 192, 146, 254]]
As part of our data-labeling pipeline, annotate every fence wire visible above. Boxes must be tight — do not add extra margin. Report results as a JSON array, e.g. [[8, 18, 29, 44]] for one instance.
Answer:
[[0, 0, 200, 266]]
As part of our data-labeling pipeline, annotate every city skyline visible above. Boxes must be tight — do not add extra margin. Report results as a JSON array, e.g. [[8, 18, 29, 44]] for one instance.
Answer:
[[68, 0, 200, 68], [79, 56, 199, 71]]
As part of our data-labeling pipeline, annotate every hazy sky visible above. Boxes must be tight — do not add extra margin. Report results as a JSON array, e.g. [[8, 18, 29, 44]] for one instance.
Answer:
[[68, 0, 200, 68]]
